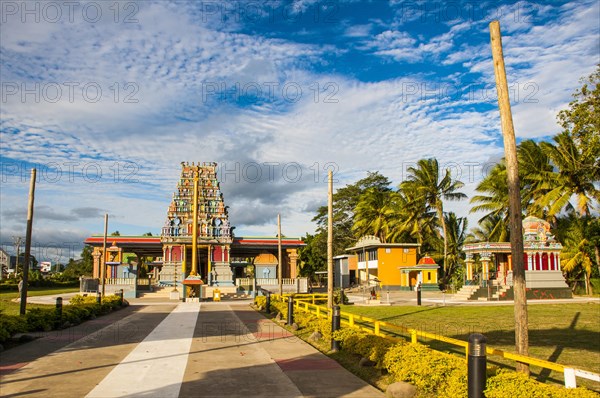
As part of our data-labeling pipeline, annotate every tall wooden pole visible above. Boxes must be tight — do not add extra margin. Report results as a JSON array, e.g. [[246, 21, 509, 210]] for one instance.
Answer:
[[101, 213, 108, 297], [278, 214, 282, 296], [19, 168, 36, 315], [490, 20, 529, 374], [191, 172, 199, 276], [327, 170, 334, 309]]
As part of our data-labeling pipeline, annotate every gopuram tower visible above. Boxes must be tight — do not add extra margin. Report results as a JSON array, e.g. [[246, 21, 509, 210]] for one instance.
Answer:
[[160, 162, 233, 296]]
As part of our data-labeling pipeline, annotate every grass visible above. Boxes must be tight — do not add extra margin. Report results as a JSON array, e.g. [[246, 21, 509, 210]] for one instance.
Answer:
[[0, 286, 81, 315], [339, 302, 600, 390]]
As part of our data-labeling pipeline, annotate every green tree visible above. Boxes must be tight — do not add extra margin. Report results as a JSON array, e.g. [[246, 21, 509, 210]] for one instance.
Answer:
[[470, 162, 511, 241], [62, 246, 94, 278], [111, 231, 121, 236], [538, 131, 600, 217], [401, 158, 466, 273], [558, 217, 595, 295], [312, 171, 392, 255], [297, 233, 327, 280], [537, 66, 600, 217], [443, 212, 468, 286], [387, 188, 440, 253], [352, 188, 397, 242]]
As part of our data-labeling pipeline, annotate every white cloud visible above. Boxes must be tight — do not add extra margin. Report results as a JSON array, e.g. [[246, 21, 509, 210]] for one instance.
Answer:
[[1, 0, 597, 251]]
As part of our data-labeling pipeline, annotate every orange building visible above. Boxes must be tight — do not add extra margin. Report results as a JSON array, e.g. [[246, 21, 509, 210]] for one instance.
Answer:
[[346, 235, 433, 290]]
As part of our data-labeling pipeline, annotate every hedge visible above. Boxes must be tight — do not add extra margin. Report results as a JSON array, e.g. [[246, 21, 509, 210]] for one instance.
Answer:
[[0, 294, 125, 343], [254, 303, 599, 398]]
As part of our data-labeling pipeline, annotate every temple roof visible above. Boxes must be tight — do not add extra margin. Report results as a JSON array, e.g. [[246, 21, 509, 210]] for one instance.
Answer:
[[418, 256, 437, 265]]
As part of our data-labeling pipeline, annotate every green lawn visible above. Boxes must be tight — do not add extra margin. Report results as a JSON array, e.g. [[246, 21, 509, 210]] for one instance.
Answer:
[[340, 303, 600, 390], [0, 286, 81, 315]]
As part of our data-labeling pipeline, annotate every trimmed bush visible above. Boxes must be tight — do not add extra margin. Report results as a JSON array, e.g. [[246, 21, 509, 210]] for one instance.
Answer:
[[254, 296, 266, 309], [0, 294, 125, 342], [0, 313, 28, 343], [384, 342, 468, 397], [486, 370, 599, 398], [294, 311, 316, 329], [25, 308, 56, 332], [270, 300, 288, 319], [256, 308, 600, 397]]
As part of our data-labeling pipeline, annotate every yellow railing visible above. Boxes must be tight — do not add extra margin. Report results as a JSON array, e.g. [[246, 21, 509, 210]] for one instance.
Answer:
[[285, 297, 598, 389]]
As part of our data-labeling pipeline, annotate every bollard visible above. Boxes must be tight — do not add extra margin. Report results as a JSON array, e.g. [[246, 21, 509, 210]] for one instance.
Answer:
[[417, 283, 422, 306], [55, 297, 63, 327], [331, 305, 341, 352], [287, 296, 294, 325], [117, 289, 124, 306], [468, 333, 487, 398], [266, 291, 271, 314], [96, 291, 102, 304]]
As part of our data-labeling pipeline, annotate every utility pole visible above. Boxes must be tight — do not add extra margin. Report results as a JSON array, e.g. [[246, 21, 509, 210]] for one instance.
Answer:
[[278, 214, 282, 296], [490, 20, 529, 375], [13, 236, 22, 276], [20, 169, 36, 316], [327, 170, 333, 309], [101, 214, 108, 298]]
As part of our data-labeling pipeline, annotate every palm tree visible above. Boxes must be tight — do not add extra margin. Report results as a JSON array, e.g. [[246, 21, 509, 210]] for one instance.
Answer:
[[387, 188, 439, 253], [401, 158, 466, 272], [517, 140, 554, 218], [560, 219, 594, 295], [538, 132, 600, 217], [469, 141, 546, 240], [466, 213, 509, 243], [443, 212, 468, 286], [470, 162, 510, 238], [352, 188, 397, 243]]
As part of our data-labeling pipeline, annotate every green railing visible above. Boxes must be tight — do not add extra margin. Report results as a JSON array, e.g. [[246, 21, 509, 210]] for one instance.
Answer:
[[269, 294, 599, 389]]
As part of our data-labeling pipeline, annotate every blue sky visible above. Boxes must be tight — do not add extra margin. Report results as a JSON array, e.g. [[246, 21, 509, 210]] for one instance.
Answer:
[[1, 0, 598, 262]]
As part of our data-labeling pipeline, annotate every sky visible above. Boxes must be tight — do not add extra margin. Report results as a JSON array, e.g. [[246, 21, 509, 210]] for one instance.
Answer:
[[1, 0, 598, 262]]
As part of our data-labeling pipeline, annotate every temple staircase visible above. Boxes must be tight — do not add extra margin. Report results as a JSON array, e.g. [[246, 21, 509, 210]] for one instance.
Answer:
[[137, 286, 176, 299], [452, 285, 482, 301]]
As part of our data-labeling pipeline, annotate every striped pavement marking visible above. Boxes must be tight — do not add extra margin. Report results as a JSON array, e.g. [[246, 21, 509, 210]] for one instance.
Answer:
[[86, 302, 200, 398]]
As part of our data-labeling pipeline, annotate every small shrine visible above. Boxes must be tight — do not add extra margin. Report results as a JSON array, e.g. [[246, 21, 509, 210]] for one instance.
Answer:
[[92, 241, 124, 279], [460, 216, 571, 300]]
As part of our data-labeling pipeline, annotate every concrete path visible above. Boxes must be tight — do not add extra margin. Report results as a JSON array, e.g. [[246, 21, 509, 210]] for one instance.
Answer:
[[0, 302, 384, 398]]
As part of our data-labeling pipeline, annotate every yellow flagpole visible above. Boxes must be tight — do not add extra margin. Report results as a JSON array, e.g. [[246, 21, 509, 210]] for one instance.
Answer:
[[191, 171, 199, 276]]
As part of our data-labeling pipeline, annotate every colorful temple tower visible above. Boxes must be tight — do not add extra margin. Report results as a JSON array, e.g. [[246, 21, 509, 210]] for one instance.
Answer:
[[160, 162, 234, 295]]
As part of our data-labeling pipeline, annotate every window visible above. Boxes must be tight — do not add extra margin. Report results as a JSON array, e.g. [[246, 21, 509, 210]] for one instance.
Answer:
[[427, 272, 431, 281], [386, 248, 391, 253], [368, 249, 378, 261]]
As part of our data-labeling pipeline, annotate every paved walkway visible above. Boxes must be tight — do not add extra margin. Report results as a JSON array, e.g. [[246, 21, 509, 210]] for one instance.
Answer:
[[0, 302, 384, 398]]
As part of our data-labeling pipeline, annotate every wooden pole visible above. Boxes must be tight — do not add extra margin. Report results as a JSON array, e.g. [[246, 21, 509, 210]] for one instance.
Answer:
[[19, 168, 36, 315], [191, 171, 199, 276], [278, 214, 282, 296], [277, 214, 283, 296], [101, 213, 108, 297], [490, 20, 529, 374], [327, 170, 334, 309]]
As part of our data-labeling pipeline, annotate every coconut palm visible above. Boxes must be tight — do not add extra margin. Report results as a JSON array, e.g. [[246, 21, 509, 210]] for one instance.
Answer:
[[443, 212, 468, 285], [387, 188, 439, 253], [518, 140, 555, 218], [352, 188, 397, 243], [401, 158, 466, 272], [538, 131, 600, 217], [467, 213, 509, 243], [560, 218, 594, 295]]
